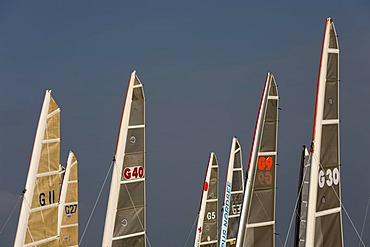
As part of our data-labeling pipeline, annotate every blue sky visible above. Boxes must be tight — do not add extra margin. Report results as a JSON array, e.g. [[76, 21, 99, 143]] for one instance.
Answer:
[[1, 1, 370, 246]]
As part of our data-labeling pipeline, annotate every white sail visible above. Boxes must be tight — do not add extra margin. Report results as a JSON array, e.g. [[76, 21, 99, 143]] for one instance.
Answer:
[[58, 151, 79, 247], [304, 17, 343, 247], [194, 152, 219, 247], [237, 73, 279, 247], [219, 137, 244, 247], [102, 71, 146, 247], [15, 90, 62, 247]]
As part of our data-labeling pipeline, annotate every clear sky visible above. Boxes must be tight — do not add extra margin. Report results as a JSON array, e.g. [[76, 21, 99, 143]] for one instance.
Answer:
[[1, 1, 370, 246]]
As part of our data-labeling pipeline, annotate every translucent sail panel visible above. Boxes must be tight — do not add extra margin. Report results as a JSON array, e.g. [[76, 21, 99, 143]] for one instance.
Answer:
[[59, 152, 79, 247], [103, 72, 146, 247], [21, 93, 61, 246], [237, 74, 279, 247], [220, 138, 244, 247], [194, 153, 218, 247]]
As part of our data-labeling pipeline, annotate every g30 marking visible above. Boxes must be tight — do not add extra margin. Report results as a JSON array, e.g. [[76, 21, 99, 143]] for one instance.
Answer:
[[318, 168, 339, 188]]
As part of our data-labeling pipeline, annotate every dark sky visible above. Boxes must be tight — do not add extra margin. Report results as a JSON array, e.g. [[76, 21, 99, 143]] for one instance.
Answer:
[[1, 1, 370, 246]]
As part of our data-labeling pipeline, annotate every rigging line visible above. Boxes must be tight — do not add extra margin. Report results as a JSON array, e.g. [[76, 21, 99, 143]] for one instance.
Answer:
[[183, 215, 198, 247], [283, 160, 309, 247], [358, 196, 370, 247], [0, 193, 23, 235], [274, 232, 284, 247], [79, 160, 114, 246], [316, 160, 366, 247]]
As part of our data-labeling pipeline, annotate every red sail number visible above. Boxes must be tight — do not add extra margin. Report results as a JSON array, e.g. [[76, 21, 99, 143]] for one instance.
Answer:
[[123, 166, 144, 180], [258, 156, 273, 171]]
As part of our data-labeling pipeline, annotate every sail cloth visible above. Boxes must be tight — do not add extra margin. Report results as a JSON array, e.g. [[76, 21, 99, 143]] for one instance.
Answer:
[[15, 91, 61, 247], [236, 73, 279, 247], [219, 137, 244, 247], [194, 153, 219, 247], [58, 151, 79, 246], [102, 71, 146, 247], [303, 17, 343, 247], [294, 146, 310, 247]]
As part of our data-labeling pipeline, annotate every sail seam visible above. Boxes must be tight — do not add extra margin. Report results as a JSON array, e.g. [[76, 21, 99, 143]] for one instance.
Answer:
[[112, 231, 145, 240], [247, 220, 274, 228], [315, 207, 341, 217], [36, 170, 60, 177], [128, 124, 145, 129], [47, 108, 60, 119], [30, 203, 58, 212], [120, 177, 145, 184], [42, 138, 61, 144]]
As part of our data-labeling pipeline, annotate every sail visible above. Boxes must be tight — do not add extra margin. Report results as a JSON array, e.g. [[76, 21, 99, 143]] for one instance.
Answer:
[[294, 146, 310, 247], [236, 73, 279, 247], [15, 90, 61, 247], [304, 17, 343, 247], [194, 152, 219, 247], [102, 71, 146, 247], [58, 151, 79, 246], [219, 137, 244, 247]]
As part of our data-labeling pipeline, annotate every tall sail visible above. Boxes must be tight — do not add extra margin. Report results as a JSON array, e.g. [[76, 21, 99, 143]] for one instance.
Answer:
[[219, 137, 244, 247], [236, 73, 279, 247], [15, 90, 61, 247], [294, 146, 310, 247], [58, 151, 79, 246], [304, 17, 343, 247], [102, 71, 146, 247], [194, 152, 219, 247]]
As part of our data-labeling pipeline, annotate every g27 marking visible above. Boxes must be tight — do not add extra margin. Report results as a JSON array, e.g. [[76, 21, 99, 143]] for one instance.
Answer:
[[65, 204, 78, 214]]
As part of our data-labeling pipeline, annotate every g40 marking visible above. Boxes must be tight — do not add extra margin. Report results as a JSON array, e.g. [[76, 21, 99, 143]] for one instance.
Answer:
[[123, 166, 144, 180], [318, 168, 339, 188]]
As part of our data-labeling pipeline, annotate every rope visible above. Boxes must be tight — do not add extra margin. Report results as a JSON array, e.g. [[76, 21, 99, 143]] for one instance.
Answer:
[[183, 215, 198, 247], [0, 192, 23, 235], [358, 196, 370, 247], [79, 160, 114, 245]]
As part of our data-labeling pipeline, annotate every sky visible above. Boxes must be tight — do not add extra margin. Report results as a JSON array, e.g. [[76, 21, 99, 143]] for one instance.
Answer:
[[1, 1, 370, 246]]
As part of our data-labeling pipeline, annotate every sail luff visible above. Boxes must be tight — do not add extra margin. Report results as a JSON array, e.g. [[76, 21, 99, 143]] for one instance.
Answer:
[[305, 17, 342, 247], [102, 71, 137, 246], [194, 153, 219, 247], [15, 91, 51, 246]]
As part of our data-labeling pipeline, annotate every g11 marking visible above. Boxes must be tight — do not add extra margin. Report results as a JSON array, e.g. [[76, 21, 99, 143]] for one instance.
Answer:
[[123, 166, 144, 180], [39, 190, 55, 206], [318, 168, 339, 188]]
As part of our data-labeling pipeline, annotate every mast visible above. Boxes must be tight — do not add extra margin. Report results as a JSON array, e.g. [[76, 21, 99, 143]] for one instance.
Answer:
[[237, 73, 279, 247], [15, 90, 62, 246], [194, 153, 219, 247], [219, 137, 244, 247], [58, 151, 79, 246], [305, 17, 342, 247], [102, 71, 146, 247]]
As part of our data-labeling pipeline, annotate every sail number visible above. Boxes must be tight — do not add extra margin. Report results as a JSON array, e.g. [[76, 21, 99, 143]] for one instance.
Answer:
[[123, 166, 144, 180], [258, 156, 273, 170], [65, 204, 78, 215], [232, 204, 242, 214], [318, 168, 339, 188], [206, 211, 216, 220], [39, 190, 55, 206], [257, 156, 273, 185]]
